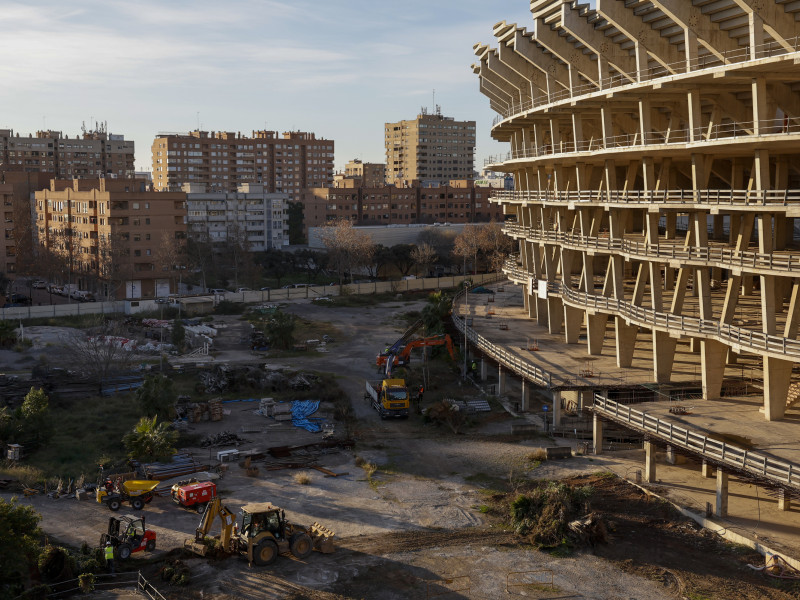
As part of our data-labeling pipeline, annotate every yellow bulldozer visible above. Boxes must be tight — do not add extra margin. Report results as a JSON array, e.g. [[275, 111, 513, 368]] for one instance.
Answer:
[[185, 496, 335, 566]]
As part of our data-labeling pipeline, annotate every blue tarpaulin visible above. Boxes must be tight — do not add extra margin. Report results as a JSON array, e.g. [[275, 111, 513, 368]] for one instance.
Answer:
[[291, 400, 321, 432]]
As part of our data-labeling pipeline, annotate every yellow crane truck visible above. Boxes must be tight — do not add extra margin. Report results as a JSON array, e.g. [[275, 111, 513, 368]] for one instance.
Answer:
[[365, 378, 410, 419]]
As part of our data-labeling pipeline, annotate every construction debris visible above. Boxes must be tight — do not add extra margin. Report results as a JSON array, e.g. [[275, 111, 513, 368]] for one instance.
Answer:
[[133, 453, 211, 481], [200, 431, 248, 448]]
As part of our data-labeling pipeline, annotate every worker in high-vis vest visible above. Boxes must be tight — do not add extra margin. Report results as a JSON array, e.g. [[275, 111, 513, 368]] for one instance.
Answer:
[[105, 542, 115, 575]]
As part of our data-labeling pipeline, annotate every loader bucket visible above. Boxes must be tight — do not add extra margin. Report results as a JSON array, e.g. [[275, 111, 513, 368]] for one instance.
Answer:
[[309, 522, 336, 554]]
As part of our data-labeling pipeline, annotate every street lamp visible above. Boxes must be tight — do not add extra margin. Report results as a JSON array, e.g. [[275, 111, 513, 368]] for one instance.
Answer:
[[463, 278, 469, 380]]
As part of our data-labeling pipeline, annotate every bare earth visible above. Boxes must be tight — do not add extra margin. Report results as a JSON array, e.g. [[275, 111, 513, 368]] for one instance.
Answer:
[[3, 298, 798, 599]]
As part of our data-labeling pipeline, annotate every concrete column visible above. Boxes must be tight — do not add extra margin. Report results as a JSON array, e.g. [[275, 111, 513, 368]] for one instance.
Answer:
[[644, 441, 656, 483], [564, 305, 583, 344], [764, 356, 792, 421], [665, 445, 685, 465], [653, 331, 677, 383], [587, 313, 607, 355], [547, 297, 563, 334], [778, 489, 791, 512], [520, 379, 530, 412], [480, 359, 487, 382], [615, 318, 637, 368], [701, 340, 727, 400], [702, 459, 714, 478], [715, 470, 729, 518], [498, 366, 506, 395], [552, 390, 562, 428], [593, 413, 603, 455], [536, 298, 548, 326]]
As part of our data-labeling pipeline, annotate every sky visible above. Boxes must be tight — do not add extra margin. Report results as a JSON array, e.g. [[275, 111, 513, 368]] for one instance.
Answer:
[[0, 0, 536, 174]]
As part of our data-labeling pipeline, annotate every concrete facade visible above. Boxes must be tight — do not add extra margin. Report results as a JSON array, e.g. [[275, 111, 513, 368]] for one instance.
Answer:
[[185, 183, 289, 252], [341, 159, 386, 187], [151, 130, 334, 202], [385, 111, 476, 187], [35, 179, 187, 298], [475, 0, 800, 421]]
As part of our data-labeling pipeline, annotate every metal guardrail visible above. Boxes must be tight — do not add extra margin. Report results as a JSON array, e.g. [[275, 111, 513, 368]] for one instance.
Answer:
[[592, 393, 800, 491], [451, 277, 554, 388], [491, 188, 800, 208], [491, 36, 800, 126], [503, 259, 800, 362], [503, 223, 800, 276]]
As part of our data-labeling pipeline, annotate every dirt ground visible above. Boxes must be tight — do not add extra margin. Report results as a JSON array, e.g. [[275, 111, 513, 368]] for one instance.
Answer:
[[4, 297, 800, 599]]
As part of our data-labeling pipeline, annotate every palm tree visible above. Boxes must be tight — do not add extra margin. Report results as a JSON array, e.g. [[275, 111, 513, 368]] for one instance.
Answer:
[[122, 416, 178, 462]]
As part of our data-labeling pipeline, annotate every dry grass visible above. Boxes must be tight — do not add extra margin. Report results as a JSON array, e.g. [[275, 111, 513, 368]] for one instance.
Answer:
[[293, 471, 312, 485], [527, 448, 548, 462], [355, 456, 378, 479], [0, 462, 46, 487]]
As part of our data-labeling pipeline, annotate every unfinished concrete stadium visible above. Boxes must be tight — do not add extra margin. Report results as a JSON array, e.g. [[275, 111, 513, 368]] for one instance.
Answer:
[[467, 0, 800, 518]]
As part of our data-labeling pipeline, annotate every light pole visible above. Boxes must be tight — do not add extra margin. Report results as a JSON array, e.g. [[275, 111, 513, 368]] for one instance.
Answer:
[[463, 279, 469, 380]]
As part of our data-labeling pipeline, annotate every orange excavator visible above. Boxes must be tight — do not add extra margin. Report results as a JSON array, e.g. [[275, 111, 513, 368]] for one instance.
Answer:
[[378, 334, 456, 375]]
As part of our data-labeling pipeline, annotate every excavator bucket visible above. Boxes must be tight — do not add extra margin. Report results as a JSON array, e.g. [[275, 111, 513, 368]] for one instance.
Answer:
[[309, 522, 336, 554], [184, 538, 210, 556]]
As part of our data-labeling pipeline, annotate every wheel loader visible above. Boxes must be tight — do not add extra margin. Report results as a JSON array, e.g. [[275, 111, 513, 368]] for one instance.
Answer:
[[185, 497, 335, 566]]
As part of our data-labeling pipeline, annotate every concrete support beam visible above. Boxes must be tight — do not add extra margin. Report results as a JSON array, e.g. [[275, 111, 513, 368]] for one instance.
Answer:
[[644, 440, 656, 483], [547, 296, 563, 334], [593, 413, 603, 455], [480, 359, 488, 382], [701, 340, 727, 400], [552, 390, 562, 428], [520, 379, 530, 412], [615, 318, 637, 368], [564, 305, 583, 344], [702, 460, 714, 478], [778, 489, 791, 512], [653, 331, 677, 383], [498, 366, 506, 395], [716, 470, 729, 518], [587, 313, 608, 355], [763, 356, 792, 421]]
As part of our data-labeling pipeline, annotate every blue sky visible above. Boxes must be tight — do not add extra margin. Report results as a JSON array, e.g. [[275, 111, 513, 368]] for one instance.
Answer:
[[0, 0, 534, 174]]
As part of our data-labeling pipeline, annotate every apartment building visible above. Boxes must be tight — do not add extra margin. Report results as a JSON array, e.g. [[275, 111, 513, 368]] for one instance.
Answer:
[[0, 126, 134, 179], [0, 171, 52, 276], [385, 110, 476, 187], [151, 130, 334, 201], [300, 180, 503, 235], [338, 159, 386, 187], [35, 179, 186, 298], [185, 183, 288, 252], [476, 2, 800, 422]]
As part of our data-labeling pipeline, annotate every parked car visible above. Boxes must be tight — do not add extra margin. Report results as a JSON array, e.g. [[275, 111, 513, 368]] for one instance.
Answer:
[[209, 288, 228, 295], [48, 283, 62, 294], [235, 287, 252, 293], [32, 280, 47, 289], [259, 287, 271, 291], [8, 293, 30, 305]]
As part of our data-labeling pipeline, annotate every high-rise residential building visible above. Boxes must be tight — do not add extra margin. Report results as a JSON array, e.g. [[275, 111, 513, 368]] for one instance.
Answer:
[[476, 2, 800, 423], [35, 178, 186, 298], [151, 130, 334, 201], [0, 126, 134, 179], [340, 159, 386, 187], [0, 171, 53, 277], [385, 110, 476, 187], [185, 183, 288, 252]]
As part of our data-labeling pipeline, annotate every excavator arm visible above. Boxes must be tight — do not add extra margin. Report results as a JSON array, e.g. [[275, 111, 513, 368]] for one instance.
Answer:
[[187, 496, 237, 555], [398, 335, 456, 362]]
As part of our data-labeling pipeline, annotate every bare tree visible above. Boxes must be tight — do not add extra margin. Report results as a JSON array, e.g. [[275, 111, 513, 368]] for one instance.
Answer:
[[411, 242, 437, 277], [68, 320, 136, 383], [154, 231, 186, 294], [453, 224, 483, 274], [320, 218, 376, 284], [98, 232, 132, 300], [479, 220, 513, 273], [186, 232, 214, 292]]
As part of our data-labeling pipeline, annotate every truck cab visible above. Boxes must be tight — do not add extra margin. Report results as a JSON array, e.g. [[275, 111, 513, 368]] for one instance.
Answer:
[[365, 378, 410, 419]]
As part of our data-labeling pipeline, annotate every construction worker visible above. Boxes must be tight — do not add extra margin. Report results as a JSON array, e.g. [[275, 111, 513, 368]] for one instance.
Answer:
[[105, 542, 115, 575], [418, 385, 424, 402]]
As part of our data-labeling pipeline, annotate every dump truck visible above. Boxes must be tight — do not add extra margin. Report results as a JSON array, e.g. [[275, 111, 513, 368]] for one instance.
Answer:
[[96, 479, 159, 511], [185, 496, 335, 566], [365, 379, 410, 419]]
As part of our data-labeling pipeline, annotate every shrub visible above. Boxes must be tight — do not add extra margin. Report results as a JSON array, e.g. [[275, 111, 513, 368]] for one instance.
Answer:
[[293, 471, 312, 485], [509, 481, 596, 548], [527, 448, 548, 462]]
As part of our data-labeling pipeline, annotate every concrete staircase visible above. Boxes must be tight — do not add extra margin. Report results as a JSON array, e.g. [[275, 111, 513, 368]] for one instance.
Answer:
[[786, 381, 800, 409]]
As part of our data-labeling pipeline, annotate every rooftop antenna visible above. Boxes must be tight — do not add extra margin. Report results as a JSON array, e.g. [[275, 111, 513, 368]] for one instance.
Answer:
[[432, 88, 435, 112], [196, 112, 200, 130]]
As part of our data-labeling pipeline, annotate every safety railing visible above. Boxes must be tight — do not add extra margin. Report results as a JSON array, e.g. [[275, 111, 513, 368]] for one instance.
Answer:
[[491, 35, 800, 126], [490, 188, 800, 207], [503, 224, 800, 276], [592, 393, 800, 490], [486, 117, 800, 165], [502, 258, 800, 361], [452, 279, 554, 388]]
